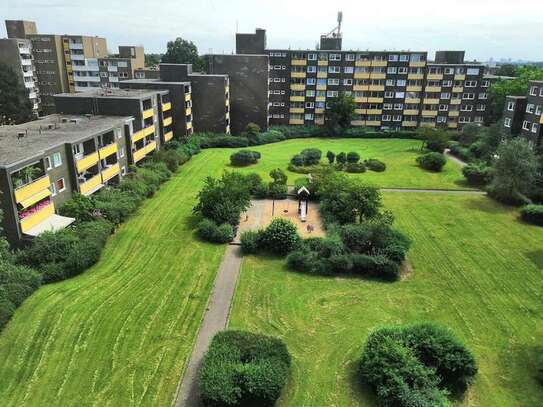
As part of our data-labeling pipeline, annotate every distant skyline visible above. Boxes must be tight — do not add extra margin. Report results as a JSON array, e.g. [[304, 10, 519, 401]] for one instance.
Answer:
[[2, 0, 543, 61]]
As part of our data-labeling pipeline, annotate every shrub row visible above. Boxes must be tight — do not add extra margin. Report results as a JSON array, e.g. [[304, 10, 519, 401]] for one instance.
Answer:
[[240, 218, 301, 255], [520, 204, 543, 226]]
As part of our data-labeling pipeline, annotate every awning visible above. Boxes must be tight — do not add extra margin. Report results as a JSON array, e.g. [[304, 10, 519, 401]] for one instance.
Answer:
[[23, 214, 76, 237], [19, 189, 51, 209]]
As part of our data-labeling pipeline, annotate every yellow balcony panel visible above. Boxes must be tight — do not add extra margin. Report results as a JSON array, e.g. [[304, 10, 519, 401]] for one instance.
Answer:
[[162, 102, 171, 112], [405, 98, 421, 104], [370, 73, 386, 80], [143, 126, 155, 137], [186, 121, 193, 130], [133, 141, 157, 163], [421, 122, 436, 128], [186, 107, 192, 116], [291, 72, 306, 78], [402, 121, 418, 127], [76, 151, 99, 173], [351, 120, 366, 126], [163, 116, 173, 127], [317, 72, 327, 78], [450, 99, 461, 105], [291, 59, 307, 66], [422, 110, 438, 117], [406, 86, 422, 92], [448, 111, 460, 117], [20, 202, 55, 234], [540, 115, 543, 125], [454, 74, 466, 81], [185, 93, 191, 102], [225, 86, 229, 94], [368, 85, 385, 91], [403, 109, 419, 116], [366, 120, 381, 126], [289, 119, 305, 125], [452, 87, 463, 93], [14, 175, 51, 205], [164, 131, 174, 142], [315, 96, 326, 102], [315, 108, 325, 114], [354, 97, 366, 103], [448, 122, 459, 129], [289, 108, 304, 114], [355, 60, 371, 67], [367, 97, 384, 103], [316, 84, 327, 91], [101, 164, 120, 183], [226, 99, 230, 107], [80, 174, 103, 196], [142, 108, 154, 119], [18, 188, 51, 210], [353, 85, 369, 91], [290, 84, 305, 91], [372, 60, 387, 67], [354, 72, 370, 79], [354, 108, 367, 114], [98, 143, 118, 160], [423, 98, 440, 105], [290, 96, 305, 102], [132, 129, 145, 143], [425, 86, 441, 92], [408, 74, 424, 80], [367, 109, 382, 115], [427, 74, 443, 80], [409, 61, 426, 68], [317, 60, 328, 66]]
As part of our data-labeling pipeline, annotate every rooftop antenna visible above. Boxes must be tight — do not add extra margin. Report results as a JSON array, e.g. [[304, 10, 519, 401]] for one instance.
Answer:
[[323, 11, 343, 39]]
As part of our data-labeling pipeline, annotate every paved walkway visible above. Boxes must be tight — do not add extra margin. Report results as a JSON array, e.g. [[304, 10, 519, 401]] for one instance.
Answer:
[[381, 187, 485, 195], [173, 245, 243, 407], [445, 148, 468, 167]]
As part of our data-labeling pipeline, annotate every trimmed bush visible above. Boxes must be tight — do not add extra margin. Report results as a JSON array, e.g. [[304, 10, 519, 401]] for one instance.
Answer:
[[346, 151, 360, 163], [351, 253, 400, 281], [290, 154, 303, 166], [336, 152, 347, 164], [230, 150, 261, 166], [286, 250, 320, 274], [345, 162, 366, 173], [462, 162, 493, 186], [200, 330, 291, 407], [58, 193, 95, 222], [416, 152, 447, 172], [259, 218, 301, 255], [197, 218, 234, 243], [240, 230, 262, 254], [326, 151, 335, 164], [520, 205, 543, 226], [364, 159, 386, 172]]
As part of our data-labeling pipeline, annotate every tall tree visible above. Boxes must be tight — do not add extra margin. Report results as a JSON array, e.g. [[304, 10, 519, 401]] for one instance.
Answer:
[[0, 63, 34, 125], [495, 64, 517, 77], [326, 93, 355, 135], [144, 53, 161, 67], [161, 38, 205, 71]]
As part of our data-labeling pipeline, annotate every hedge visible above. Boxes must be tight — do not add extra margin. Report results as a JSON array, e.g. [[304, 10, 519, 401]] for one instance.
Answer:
[[200, 330, 291, 407], [462, 162, 493, 186], [230, 150, 261, 166], [416, 152, 447, 172], [520, 205, 543, 226], [364, 159, 386, 172], [197, 218, 234, 243]]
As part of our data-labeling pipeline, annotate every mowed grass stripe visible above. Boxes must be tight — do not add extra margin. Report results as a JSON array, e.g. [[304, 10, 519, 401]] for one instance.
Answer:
[[230, 193, 543, 406], [0, 152, 226, 406]]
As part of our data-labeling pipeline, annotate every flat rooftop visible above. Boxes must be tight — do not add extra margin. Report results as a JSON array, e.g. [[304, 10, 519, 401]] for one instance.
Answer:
[[0, 114, 132, 168], [55, 88, 166, 99], [122, 79, 191, 86]]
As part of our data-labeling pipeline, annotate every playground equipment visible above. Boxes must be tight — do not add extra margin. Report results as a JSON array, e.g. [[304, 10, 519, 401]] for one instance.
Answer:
[[297, 186, 310, 222]]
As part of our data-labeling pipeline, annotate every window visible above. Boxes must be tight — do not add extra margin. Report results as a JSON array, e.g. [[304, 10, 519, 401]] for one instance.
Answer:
[[121, 166, 127, 176], [317, 78, 326, 86], [465, 80, 477, 87], [530, 86, 538, 96], [466, 68, 480, 75], [437, 116, 447, 123], [343, 79, 353, 86], [56, 178, 66, 193], [345, 54, 355, 61], [442, 80, 453, 87], [477, 104, 486, 111], [444, 67, 455, 75], [119, 147, 125, 158], [482, 80, 490, 87], [456, 67, 465, 74], [504, 117, 512, 128], [522, 120, 530, 130], [462, 93, 475, 100], [507, 101, 515, 111], [399, 54, 409, 62], [398, 67, 408, 74], [395, 92, 405, 98], [307, 65, 316, 73], [393, 103, 403, 110], [393, 115, 402, 122], [327, 90, 339, 97], [329, 54, 341, 61], [396, 80, 406, 87], [306, 90, 315, 97], [461, 105, 473, 111], [439, 104, 449, 111], [536, 105, 542, 115], [344, 66, 354, 74], [478, 93, 487, 100], [385, 91, 394, 98], [383, 103, 393, 110], [387, 67, 397, 74], [305, 102, 314, 109], [44, 156, 52, 170], [441, 93, 451, 99], [328, 66, 340, 74], [382, 114, 392, 121], [532, 123, 538, 133], [52, 152, 62, 167], [527, 104, 535, 114], [307, 53, 317, 60], [327, 78, 339, 86], [305, 113, 314, 120], [386, 79, 395, 86], [307, 78, 316, 85], [388, 55, 398, 62]]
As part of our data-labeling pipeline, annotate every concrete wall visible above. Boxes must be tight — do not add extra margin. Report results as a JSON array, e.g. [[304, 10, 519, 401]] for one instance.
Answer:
[[5, 20, 37, 39], [435, 51, 465, 64], [235, 29, 266, 54]]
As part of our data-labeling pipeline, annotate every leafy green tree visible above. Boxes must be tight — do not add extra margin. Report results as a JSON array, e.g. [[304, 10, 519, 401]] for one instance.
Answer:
[[336, 152, 347, 164], [326, 151, 335, 164], [346, 151, 360, 163], [326, 93, 355, 135], [144, 53, 161, 66], [0, 63, 34, 125], [162, 38, 205, 71], [495, 64, 517, 77], [487, 66, 543, 124], [244, 122, 261, 144], [269, 168, 287, 185], [415, 127, 449, 152]]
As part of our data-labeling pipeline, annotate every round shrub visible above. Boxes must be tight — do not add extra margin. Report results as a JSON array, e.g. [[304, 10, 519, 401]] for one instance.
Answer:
[[200, 330, 291, 407], [520, 205, 543, 226], [230, 150, 260, 166], [240, 230, 262, 254], [336, 152, 347, 164], [346, 151, 361, 163], [290, 154, 303, 166], [301, 148, 322, 165], [260, 218, 301, 255], [253, 182, 269, 199], [416, 152, 447, 172], [345, 162, 366, 173], [364, 159, 386, 172], [243, 173, 264, 194], [197, 218, 234, 243], [462, 162, 493, 186]]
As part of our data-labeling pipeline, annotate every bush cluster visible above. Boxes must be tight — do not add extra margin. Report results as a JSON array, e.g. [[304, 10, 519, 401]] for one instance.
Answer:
[[416, 152, 447, 172], [364, 159, 386, 172], [240, 218, 301, 255], [359, 323, 478, 406], [344, 162, 366, 173], [229, 150, 261, 166], [290, 148, 322, 167], [200, 330, 291, 407], [197, 219, 234, 243], [462, 162, 493, 186], [520, 205, 543, 226]]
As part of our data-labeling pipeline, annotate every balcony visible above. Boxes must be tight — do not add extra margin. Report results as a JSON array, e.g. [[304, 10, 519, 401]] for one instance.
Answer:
[[353, 85, 368, 91], [366, 120, 381, 126], [450, 99, 461, 105], [351, 120, 366, 126], [367, 97, 384, 103], [18, 47, 31, 55], [403, 109, 419, 115], [354, 72, 370, 79], [69, 42, 84, 50], [109, 76, 119, 83], [23, 70, 34, 78], [425, 86, 441, 92], [70, 54, 85, 61], [367, 109, 382, 115], [80, 174, 103, 196], [24, 81, 35, 89], [355, 60, 371, 67], [448, 111, 460, 117], [289, 119, 304, 125], [315, 96, 326, 102], [291, 72, 306, 78], [315, 108, 325, 114], [368, 85, 385, 92], [72, 64, 99, 72], [162, 102, 172, 112], [21, 58, 32, 66], [186, 107, 192, 116], [20, 202, 55, 234], [454, 74, 466, 81], [452, 86, 464, 93], [76, 151, 99, 173], [540, 115, 543, 125], [354, 108, 366, 114], [290, 84, 305, 91], [289, 108, 304, 114], [317, 72, 327, 78], [186, 121, 193, 130], [405, 98, 420, 104], [101, 164, 120, 183], [370, 73, 386, 80], [317, 60, 328, 66], [409, 61, 426, 68], [185, 93, 191, 102], [427, 74, 443, 80], [423, 98, 440, 105], [316, 84, 326, 91], [407, 74, 424, 80], [133, 141, 157, 163], [402, 121, 418, 127], [289, 96, 304, 102], [406, 86, 422, 92], [164, 131, 173, 142], [372, 60, 387, 67], [142, 108, 154, 119], [107, 66, 118, 72], [448, 122, 458, 129], [354, 97, 366, 103], [421, 110, 438, 117], [163, 116, 173, 126], [421, 122, 436, 128], [14, 175, 51, 207], [291, 59, 307, 66], [98, 143, 118, 159]]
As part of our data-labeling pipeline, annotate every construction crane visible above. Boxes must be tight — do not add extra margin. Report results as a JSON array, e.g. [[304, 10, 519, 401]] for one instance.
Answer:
[[323, 11, 343, 39]]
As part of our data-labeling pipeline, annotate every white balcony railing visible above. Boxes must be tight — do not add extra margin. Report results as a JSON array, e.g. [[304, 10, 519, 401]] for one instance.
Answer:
[[23, 70, 34, 77], [70, 54, 85, 61], [108, 76, 119, 82], [24, 81, 35, 89], [107, 66, 118, 72], [69, 42, 84, 50], [18, 47, 31, 55], [20, 58, 32, 66], [72, 65, 99, 72]]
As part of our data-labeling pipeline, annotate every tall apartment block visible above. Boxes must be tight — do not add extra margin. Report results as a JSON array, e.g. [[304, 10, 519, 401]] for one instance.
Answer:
[[502, 80, 543, 148], [236, 28, 493, 130], [0, 37, 40, 116]]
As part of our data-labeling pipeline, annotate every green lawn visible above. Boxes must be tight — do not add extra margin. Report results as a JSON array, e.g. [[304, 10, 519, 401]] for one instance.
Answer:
[[216, 138, 471, 189], [0, 150, 232, 406], [230, 193, 543, 406]]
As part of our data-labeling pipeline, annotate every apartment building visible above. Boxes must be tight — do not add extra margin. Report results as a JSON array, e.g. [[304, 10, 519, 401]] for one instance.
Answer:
[[98, 46, 145, 89], [236, 28, 494, 130], [5, 20, 37, 39], [0, 114, 132, 245], [503, 80, 543, 148], [0, 38, 40, 116]]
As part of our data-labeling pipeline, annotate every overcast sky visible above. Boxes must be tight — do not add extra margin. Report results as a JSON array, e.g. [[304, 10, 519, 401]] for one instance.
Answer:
[[2, 0, 542, 61]]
